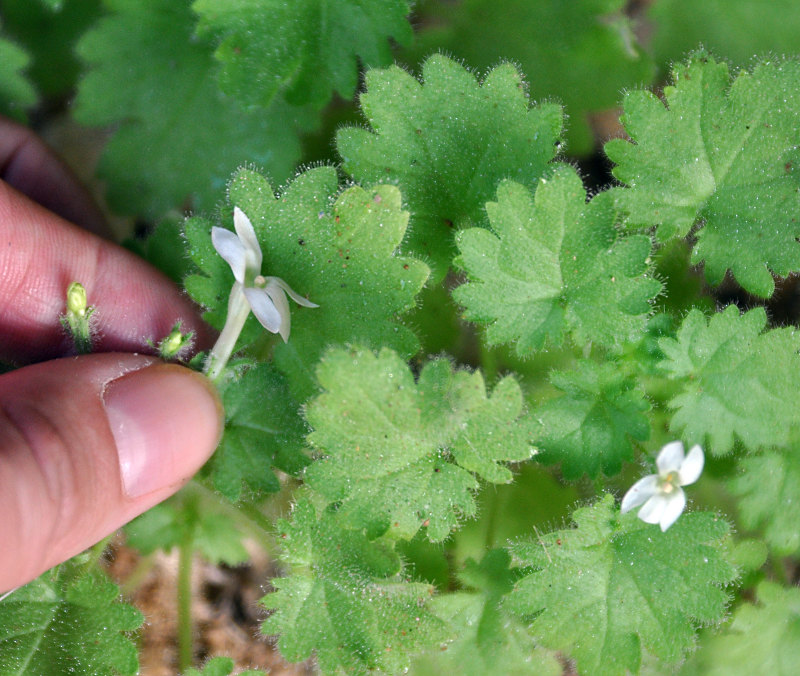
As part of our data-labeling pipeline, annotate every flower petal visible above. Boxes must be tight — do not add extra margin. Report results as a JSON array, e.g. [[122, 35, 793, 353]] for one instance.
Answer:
[[211, 226, 247, 284], [265, 281, 291, 342], [637, 493, 670, 525], [658, 488, 687, 531], [678, 444, 704, 486], [656, 440, 686, 475], [620, 474, 659, 513], [243, 287, 282, 333], [233, 207, 263, 274], [269, 276, 319, 308]]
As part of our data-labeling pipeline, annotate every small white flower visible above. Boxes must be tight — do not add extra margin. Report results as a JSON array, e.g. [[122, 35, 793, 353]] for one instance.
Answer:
[[620, 441, 704, 532], [205, 206, 317, 379], [211, 207, 318, 342]]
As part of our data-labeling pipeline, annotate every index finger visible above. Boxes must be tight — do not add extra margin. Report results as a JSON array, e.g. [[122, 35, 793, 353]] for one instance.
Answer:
[[0, 181, 210, 363], [0, 116, 108, 237]]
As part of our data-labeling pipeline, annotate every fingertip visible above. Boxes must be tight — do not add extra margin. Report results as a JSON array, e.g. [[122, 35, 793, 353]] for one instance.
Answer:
[[0, 355, 224, 591], [104, 363, 223, 501]]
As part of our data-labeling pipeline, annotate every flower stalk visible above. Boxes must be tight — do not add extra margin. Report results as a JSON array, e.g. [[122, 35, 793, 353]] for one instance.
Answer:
[[203, 207, 317, 380]]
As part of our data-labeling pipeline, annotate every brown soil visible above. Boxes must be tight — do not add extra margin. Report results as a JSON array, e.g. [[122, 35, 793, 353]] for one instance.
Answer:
[[106, 536, 313, 675]]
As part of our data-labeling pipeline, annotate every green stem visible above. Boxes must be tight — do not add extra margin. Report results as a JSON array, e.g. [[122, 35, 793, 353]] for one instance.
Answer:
[[177, 533, 195, 672], [482, 490, 500, 551], [81, 534, 114, 576], [204, 284, 250, 381], [187, 480, 279, 555], [479, 340, 498, 384]]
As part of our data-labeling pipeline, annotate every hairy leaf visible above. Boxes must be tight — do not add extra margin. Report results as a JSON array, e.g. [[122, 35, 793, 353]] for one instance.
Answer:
[[193, 0, 412, 108], [203, 363, 308, 501], [0, 566, 142, 675], [408, 0, 654, 154], [0, 22, 35, 120], [262, 499, 445, 674], [0, 0, 100, 98], [304, 347, 536, 541], [220, 166, 429, 399], [730, 450, 800, 555], [685, 581, 800, 676], [454, 167, 660, 355], [506, 495, 736, 676], [649, 0, 800, 72], [73, 0, 316, 218], [411, 550, 562, 676], [658, 305, 800, 455], [337, 54, 563, 279], [126, 491, 249, 565], [535, 360, 650, 478], [606, 52, 800, 297]]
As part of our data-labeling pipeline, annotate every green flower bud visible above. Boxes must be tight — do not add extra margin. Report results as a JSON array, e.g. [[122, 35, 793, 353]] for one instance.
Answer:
[[66, 282, 88, 318], [61, 281, 94, 354], [158, 322, 194, 360]]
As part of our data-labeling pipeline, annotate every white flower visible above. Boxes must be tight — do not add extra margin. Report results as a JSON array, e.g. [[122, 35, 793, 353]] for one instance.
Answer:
[[620, 441, 704, 532], [205, 207, 317, 379], [211, 207, 318, 341]]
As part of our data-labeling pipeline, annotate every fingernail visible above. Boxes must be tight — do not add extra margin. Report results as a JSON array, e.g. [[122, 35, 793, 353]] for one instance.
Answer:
[[103, 364, 223, 498]]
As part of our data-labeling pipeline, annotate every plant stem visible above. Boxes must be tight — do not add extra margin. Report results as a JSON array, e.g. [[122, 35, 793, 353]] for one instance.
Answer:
[[188, 480, 279, 555], [479, 340, 498, 384], [81, 534, 114, 576], [177, 532, 195, 672], [204, 284, 250, 380], [482, 489, 500, 551]]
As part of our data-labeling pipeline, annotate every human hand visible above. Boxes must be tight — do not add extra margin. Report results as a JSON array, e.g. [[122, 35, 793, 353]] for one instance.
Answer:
[[0, 117, 223, 592]]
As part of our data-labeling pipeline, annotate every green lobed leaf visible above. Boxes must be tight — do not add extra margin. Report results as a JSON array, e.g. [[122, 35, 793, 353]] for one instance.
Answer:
[[262, 499, 445, 674], [658, 305, 800, 455], [0, 21, 36, 121], [193, 0, 413, 109], [203, 363, 308, 501], [124, 218, 192, 285], [337, 53, 564, 280], [649, 0, 800, 73], [534, 359, 650, 478], [453, 166, 661, 355], [606, 52, 800, 297], [73, 0, 316, 218], [407, 0, 655, 154], [683, 581, 800, 676], [125, 491, 249, 565], [225, 166, 429, 400], [729, 450, 800, 555], [184, 656, 265, 676], [410, 550, 561, 676], [0, 565, 142, 675], [304, 346, 537, 541], [0, 0, 100, 98], [506, 494, 737, 676]]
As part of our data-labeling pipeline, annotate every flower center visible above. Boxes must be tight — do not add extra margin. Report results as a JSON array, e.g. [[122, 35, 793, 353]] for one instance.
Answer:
[[254, 274, 267, 288], [660, 470, 679, 493]]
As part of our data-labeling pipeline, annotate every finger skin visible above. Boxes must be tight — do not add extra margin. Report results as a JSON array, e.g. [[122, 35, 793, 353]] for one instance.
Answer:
[[0, 181, 212, 363], [0, 116, 108, 237], [0, 354, 222, 592]]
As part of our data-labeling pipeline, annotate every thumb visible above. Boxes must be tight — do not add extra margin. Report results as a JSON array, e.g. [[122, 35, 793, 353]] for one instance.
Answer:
[[0, 354, 223, 592]]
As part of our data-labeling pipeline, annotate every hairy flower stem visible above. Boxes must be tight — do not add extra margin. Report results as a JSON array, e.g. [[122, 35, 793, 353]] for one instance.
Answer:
[[204, 285, 250, 381]]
